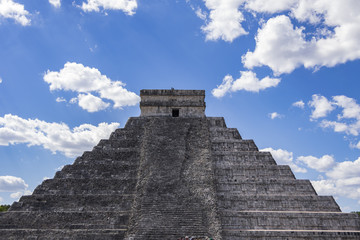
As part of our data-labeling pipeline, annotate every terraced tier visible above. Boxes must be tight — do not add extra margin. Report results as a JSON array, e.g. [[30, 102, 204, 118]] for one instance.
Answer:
[[208, 116, 360, 239]]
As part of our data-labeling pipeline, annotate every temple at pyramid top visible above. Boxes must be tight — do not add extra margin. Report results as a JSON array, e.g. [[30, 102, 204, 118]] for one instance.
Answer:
[[140, 89, 206, 117]]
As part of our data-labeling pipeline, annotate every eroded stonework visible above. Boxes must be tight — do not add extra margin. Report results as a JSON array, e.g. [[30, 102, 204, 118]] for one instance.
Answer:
[[0, 89, 359, 239]]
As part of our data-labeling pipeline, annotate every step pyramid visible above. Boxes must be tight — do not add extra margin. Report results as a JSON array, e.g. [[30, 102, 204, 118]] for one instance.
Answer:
[[0, 89, 359, 239]]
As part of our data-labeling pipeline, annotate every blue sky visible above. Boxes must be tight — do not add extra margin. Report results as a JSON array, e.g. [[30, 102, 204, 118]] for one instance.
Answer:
[[0, 0, 360, 212]]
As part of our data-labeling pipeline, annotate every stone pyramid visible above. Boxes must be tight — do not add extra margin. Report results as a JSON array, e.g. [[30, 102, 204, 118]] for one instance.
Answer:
[[0, 89, 359, 239]]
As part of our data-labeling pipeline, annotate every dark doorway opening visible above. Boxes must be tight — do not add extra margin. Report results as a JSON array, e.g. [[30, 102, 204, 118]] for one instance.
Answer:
[[172, 109, 179, 117]]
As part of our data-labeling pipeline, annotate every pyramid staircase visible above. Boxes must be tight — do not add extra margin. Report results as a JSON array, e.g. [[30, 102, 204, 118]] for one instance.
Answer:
[[0, 116, 359, 239], [208, 117, 360, 239]]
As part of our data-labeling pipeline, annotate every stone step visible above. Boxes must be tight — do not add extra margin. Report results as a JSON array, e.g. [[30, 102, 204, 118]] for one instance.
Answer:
[[221, 211, 360, 231], [210, 128, 242, 140], [207, 117, 227, 128], [132, 232, 210, 240], [217, 179, 317, 195], [33, 179, 137, 195], [212, 140, 258, 152], [72, 152, 140, 165], [215, 165, 295, 180], [214, 151, 277, 165], [55, 164, 139, 179], [109, 128, 140, 140], [94, 139, 139, 149], [10, 194, 134, 212], [0, 211, 129, 229], [217, 195, 340, 212], [0, 229, 127, 240], [222, 229, 360, 239], [83, 147, 140, 160]]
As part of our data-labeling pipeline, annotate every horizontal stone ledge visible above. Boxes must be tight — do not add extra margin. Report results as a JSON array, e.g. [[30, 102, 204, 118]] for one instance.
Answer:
[[140, 89, 205, 96], [224, 229, 360, 232]]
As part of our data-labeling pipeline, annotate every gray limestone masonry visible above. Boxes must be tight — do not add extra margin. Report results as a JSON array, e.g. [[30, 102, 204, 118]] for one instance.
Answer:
[[0, 89, 359, 239]]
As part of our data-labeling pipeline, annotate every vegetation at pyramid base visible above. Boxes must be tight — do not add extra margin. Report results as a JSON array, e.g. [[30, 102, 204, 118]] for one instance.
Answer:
[[0, 205, 10, 212]]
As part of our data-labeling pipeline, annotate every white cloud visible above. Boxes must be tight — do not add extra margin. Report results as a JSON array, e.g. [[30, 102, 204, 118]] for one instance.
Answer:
[[0, 0, 31, 26], [0, 196, 3, 203], [212, 71, 280, 98], [0, 176, 28, 192], [245, 0, 298, 13], [261, 147, 307, 173], [242, 15, 309, 75], [308, 95, 360, 136], [308, 94, 335, 119], [195, 1, 360, 76], [56, 97, 66, 103], [44, 62, 140, 112], [200, 0, 247, 42], [356, 141, 360, 149], [0, 77, 2, 83], [309, 155, 360, 207], [292, 100, 305, 109], [78, 93, 110, 112], [80, 0, 137, 15], [195, 7, 207, 20], [320, 120, 357, 136], [268, 112, 283, 119], [10, 191, 22, 199], [10, 189, 31, 200], [333, 95, 360, 120], [69, 97, 77, 104], [0, 114, 119, 157], [297, 154, 335, 172], [326, 157, 360, 179], [49, 0, 60, 8], [211, 75, 233, 98], [243, 1, 360, 75]]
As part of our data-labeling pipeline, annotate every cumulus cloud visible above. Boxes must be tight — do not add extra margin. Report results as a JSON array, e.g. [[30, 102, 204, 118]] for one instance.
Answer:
[[308, 94, 335, 119], [49, 0, 60, 8], [261, 147, 307, 173], [43, 62, 140, 112], [326, 157, 360, 179], [307, 94, 360, 136], [268, 112, 283, 120], [0, 77, 2, 83], [245, 0, 297, 13], [333, 95, 360, 120], [297, 154, 335, 172], [0, 0, 31, 26], [244, 1, 360, 75], [78, 93, 110, 112], [243, 15, 308, 75], [211, 71, 280, 98], [200, 0, 247, 42], [292, 100, 305, 109], [0, 114, 119, 157], [0, 176, 28, 192], [80, 0, 137, 15], [312, 157, 360, 206], [194, 0, 360, 78]]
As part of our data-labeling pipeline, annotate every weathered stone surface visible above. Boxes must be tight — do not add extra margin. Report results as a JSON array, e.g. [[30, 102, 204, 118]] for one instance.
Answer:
[[0, 89, 359, 239]]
